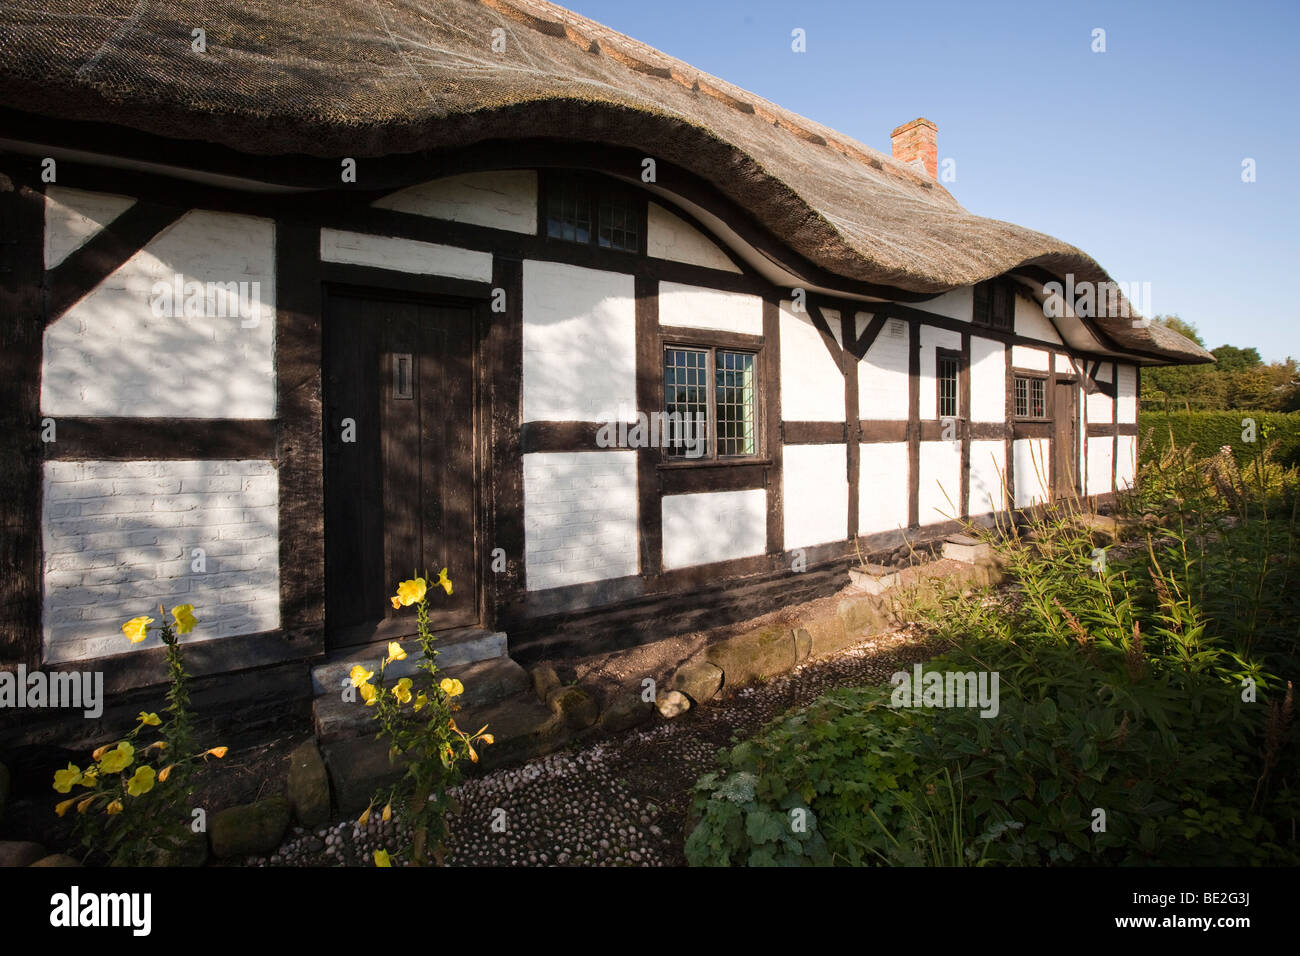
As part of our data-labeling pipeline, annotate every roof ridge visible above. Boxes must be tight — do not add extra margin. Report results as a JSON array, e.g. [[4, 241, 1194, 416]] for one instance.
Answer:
[[481, 0, 945, 197]]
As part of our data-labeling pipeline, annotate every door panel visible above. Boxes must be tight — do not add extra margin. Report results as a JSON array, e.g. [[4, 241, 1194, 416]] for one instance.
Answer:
[[324, 293, 476, 647], [1053, 380, 1079, 499]]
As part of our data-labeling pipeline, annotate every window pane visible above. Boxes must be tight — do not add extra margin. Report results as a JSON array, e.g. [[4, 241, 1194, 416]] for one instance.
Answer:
[[1014, 377, 1028, 418], [937, 354, 959, 418], [1031, 378, 1045, 418], [663, 347, 708, 458], [597, 193, 639, 252], [546, 179, 592, 244], [715, 350, 756, 456]]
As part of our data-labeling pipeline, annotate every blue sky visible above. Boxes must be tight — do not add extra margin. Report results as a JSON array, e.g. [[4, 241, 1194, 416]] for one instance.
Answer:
[[567, 0, 1298, 362]]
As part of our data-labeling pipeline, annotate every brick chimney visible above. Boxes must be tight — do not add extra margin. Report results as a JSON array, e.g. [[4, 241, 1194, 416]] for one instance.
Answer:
[[890, 117, 938, 179]]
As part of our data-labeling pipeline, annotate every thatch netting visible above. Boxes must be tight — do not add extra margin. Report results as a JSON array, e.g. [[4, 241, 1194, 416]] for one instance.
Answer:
[[0, 0, 1211, 362]]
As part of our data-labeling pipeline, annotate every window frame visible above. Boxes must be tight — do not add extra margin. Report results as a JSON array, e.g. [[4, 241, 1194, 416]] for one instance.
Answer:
[[935, 347, 962, 420], [540, 170, 645, 255], [1013, 372, 1049, 421], [660, 338, 764, 464], [973, 277, 1015, 331]]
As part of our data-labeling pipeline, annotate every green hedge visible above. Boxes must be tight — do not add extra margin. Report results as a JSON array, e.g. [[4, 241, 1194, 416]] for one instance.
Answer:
[[1138, 409, 1300, 468]]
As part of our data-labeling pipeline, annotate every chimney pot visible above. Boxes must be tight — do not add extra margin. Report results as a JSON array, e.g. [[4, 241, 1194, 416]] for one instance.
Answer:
[[890, 117, 938, 179]]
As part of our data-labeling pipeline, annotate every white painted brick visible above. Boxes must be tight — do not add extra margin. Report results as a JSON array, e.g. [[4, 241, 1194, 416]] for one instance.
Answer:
[[41, 459, 280, 664]]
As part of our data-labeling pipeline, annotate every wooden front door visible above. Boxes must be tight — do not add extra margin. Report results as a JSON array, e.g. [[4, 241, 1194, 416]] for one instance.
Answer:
[[323, 291, 477, 648], [1053, 379, 1079, 499]]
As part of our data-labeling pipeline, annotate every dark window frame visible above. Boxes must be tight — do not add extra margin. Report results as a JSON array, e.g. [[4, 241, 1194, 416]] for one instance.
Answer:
[[1013, 372, 1049, 421], [660, 339, 763, 463], [973, 277, 1016, 331], [935, 347, 962, 420], [540, 171, 644, 255]]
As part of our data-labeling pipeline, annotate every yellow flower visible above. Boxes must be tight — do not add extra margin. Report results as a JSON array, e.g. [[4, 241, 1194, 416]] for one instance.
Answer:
[[137, 711, 161, 727], [393, 578, 428, 607], [374, 849, 391, 867], [413, 692, 428, 713], [390, 596, 402, 611], [122, 616, 153, 643], [171, 604, 198, 634], [358, 804, 373, 826], [385, 641, 407, 663], [359, 682, 378, 706], [448, 716, 461, 733], [440, 678, 464, 698], [436, 568, 453, 596], [126, 766, 156, 797], [91, 743, 111, 761], [144, 741, 167, 753], [481, 734, 495, 745], [348, 664, 374, 688], [382, 802, 392, 823], [80, 768, 98, 787], [55, 797, 77, 817], [205, 746, 228, 759], [106, 799, 124, 815], [393, 678, 413, 705], [467, 743, 478, 764], [158, 765, 175, 783], [53, 763, 83, 794], [76, 796, 95, 815], [99, 742, 134, 775]]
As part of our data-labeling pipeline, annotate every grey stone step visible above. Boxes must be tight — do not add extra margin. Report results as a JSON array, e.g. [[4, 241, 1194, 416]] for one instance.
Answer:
[[310, 627, 507, 696], [313, 655, 530, 744]]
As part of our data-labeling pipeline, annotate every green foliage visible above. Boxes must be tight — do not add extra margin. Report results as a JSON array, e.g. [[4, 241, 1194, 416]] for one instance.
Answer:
[[1139, 409, 1300, 471], [1140, 316, 1298, 412], [685, 458, 1299, 867]]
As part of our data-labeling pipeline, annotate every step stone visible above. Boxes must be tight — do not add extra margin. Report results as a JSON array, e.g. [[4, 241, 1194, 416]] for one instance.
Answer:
[[310, 628, 507, 696], [313, 656, 529, 743]]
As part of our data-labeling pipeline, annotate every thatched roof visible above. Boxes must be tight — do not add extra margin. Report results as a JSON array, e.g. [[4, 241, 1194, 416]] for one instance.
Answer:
[[0, 0, 1210, 363]]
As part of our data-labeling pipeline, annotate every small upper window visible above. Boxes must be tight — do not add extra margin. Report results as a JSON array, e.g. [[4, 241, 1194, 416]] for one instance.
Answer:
[[973, 278, 1015, 331], [1014, 376, 1047, 419], [545, 174, 639, 253], [936, 349, 960, 419]]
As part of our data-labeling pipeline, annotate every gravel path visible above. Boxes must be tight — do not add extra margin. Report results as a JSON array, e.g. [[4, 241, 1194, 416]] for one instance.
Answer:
[[251, 627, 940, 867]]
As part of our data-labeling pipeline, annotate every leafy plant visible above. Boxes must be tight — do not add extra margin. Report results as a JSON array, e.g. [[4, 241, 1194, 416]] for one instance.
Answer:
[[354, 570, 493, 866]]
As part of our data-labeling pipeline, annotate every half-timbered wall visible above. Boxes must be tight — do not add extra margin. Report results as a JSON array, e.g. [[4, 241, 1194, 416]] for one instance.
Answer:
[[13, 158, 1147, 677]]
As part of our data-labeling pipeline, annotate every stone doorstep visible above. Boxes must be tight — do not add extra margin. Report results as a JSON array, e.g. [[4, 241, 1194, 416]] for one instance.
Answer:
[[313, 655, 530, 744], [320, 692, 567, 815], [848, 564, 901, 594], [942, 534, 991, 564], [310, 627, 507, 696]]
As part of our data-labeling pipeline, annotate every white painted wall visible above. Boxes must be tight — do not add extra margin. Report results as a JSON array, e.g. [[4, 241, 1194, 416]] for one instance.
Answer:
[[372, 170, 537, 234], [1056, 353, 1076, 373], [522, 261, 636, 422], [783, 444, 848, 548], [1013, 438, 1051, 507], [522, 451, 639, 591], [969, 335, 1005, 423], [320, 228, 492, 281], [1086, 436, 1114, 495], [1011, 345, 1050, 372], [918, 440, 962, 524], [44, 187, 135, 269], [658, 282, 762, 335], [969, 440, 1007, 515], [1116, 435, 1138, 490], [919, 326, 962, 420], [1087, 362, 1115, 423], [858, 442, 909, 535], [42, 459, 279, 663], [1014, 293, 1063, 344], [42, 210, 276, 418], [919, 286, 973, 322], [646, 203, 741, 272], [1116, 363, 1138, 424], [857, 314, 909, 421], [662, 489, 766, 569], [779, 300, 844, 421]]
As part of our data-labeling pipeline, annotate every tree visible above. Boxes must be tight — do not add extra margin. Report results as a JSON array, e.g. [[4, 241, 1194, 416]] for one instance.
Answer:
[[1210, 345, 1262, 372]]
